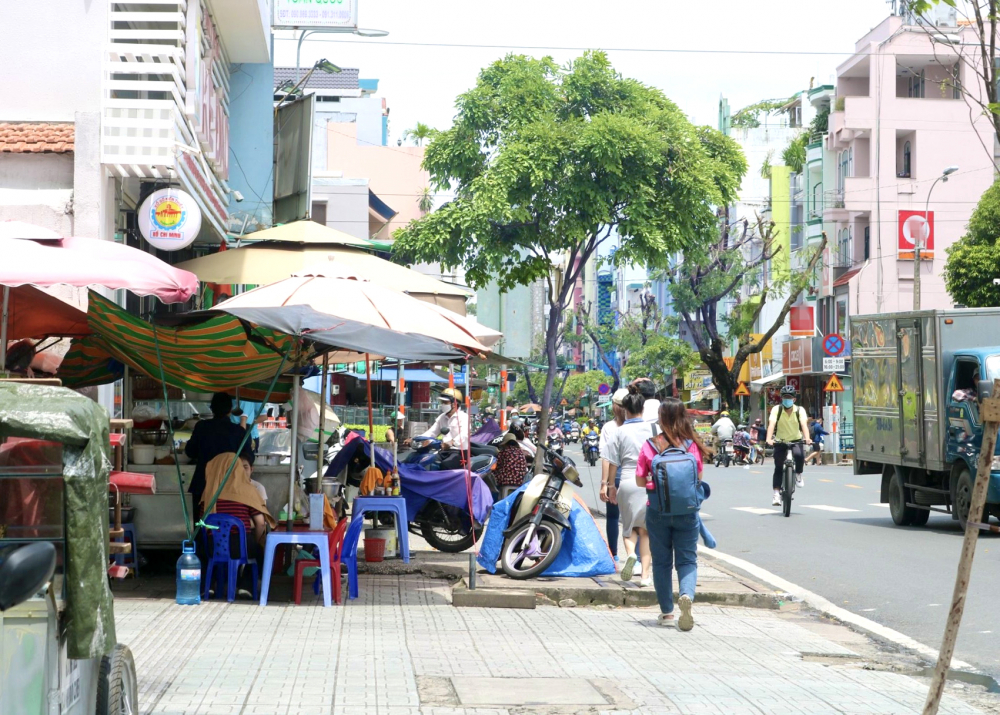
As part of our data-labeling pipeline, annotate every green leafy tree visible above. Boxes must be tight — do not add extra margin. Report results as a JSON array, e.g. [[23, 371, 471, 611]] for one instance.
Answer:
[[622, 334, 699, 385], [393, 52, 740, 465], [417, 186, 434, 213], [660, 215, 827, 406], [731, 98, 791, 129], [782, 134, 808, 174], [402, 122, 435, 146], [944, 178, 1000, 306]]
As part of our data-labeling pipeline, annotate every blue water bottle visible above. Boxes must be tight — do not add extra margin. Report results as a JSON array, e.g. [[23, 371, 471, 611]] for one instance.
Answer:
[[176, 540, 201, 605]]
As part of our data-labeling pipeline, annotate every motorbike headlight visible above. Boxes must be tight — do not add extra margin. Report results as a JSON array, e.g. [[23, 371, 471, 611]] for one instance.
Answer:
[[991, 456, 1000, 471]]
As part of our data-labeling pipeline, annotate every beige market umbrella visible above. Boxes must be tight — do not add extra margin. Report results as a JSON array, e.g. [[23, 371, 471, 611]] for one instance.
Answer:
[[211, 273, 487, 356], [239, 220, 374, 248], [175, 245, 471, 315]]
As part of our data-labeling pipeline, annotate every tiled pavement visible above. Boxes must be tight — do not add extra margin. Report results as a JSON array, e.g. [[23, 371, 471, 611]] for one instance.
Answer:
[[114, 574, 982, 715]]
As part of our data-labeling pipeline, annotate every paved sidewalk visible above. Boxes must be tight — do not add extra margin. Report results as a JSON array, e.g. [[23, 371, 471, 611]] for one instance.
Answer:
[[114, 574, 984, 714]]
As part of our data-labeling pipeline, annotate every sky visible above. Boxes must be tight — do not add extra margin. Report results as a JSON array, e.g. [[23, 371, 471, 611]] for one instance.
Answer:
[[275, 0, 895, 145]]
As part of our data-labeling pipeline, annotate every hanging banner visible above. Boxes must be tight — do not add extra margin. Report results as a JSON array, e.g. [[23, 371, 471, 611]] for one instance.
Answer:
[[273, 0, 358, 30], [138, 188, 202, 251]]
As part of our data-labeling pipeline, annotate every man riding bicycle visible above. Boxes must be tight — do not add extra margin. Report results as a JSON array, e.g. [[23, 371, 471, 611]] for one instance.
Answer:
[[765, 385, 812, 506]]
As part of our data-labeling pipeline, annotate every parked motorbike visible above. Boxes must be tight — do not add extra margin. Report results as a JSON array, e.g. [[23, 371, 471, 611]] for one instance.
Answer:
[[584, 431, 600, 466], [500, 446, 582, 579], [399, 432, 498, 553]]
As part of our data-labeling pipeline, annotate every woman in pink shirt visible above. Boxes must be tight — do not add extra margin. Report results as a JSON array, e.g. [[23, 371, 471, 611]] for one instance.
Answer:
[[635, 398, 708, 631]]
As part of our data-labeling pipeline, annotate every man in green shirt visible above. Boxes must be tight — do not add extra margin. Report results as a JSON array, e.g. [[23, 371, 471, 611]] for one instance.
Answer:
[[765, 385, 812, 505]]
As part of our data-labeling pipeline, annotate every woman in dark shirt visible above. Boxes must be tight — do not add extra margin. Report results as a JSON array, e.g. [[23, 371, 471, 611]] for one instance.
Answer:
[[495, 433, 529, 486], [186, 392, 255, 518]]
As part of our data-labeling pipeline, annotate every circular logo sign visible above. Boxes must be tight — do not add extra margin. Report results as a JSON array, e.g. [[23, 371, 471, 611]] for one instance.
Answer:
[[138, 188, 201, 251], [900, 214, 930, 247], [598, 383, 610, 395]]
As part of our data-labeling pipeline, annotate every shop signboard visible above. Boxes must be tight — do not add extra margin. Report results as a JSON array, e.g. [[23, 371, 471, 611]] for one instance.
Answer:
[[747, 333, 773, 380], [138, 188, 202, 250], [782, 338, 813, 376], [273, 0, 358, 30], [898, 209, 934, 260], [790, 305, 815, 337], [185, 1, 229, 178]]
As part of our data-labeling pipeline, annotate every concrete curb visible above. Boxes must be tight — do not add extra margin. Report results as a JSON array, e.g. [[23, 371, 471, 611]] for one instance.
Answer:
[[453, 576, 781, 610], [699, 547, 974, 670], [452, 581, 536, 609]]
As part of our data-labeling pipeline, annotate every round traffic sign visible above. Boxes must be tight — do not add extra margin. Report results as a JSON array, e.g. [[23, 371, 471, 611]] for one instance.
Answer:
[[598, 383, 610, 395], [823, 334, 845, 357]]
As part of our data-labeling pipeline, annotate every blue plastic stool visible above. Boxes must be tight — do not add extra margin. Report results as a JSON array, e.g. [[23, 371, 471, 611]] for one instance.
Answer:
[[203, 514, 259, 603], [351, 496, 410, 563], [260, 531, 333, 607], [113, 523, 139, 575]]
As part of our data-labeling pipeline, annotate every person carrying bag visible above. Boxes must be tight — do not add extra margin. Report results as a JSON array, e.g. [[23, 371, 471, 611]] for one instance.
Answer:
[[635, 398, 715, 631]]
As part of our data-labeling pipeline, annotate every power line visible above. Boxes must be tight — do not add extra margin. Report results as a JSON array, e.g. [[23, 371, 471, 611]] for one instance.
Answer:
[[274, 35, 861, 57]]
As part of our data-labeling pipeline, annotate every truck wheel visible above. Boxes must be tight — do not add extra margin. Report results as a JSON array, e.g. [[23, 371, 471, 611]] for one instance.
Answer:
[[889, 470, 918, 526], [910, 507, 930, 527], [96, 644, 138, 715], [954, 468, 973, 529]]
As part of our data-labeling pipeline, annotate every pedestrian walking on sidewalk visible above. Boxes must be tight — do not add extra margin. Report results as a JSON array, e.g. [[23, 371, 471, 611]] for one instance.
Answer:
[[635, 398, 707, 631], [804, 417, 829, 466], [605, 385, 651, 585], [599, 391, 627, 561]]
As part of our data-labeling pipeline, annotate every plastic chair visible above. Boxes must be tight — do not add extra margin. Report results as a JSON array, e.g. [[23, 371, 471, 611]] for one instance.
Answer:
[[203, 514, 259, 603], [351, 496, 410, 563], [341, 517, 366, 600], [293, 519, 349, 605], [113, 523, 139, 575]]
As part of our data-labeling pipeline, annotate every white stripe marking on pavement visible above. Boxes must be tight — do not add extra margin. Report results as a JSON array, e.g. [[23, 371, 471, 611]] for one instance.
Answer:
[[699, 547, 973, 670], [799, 505, 860, 513], [733, 507, 779, 515], [869, 503, 890, 508]]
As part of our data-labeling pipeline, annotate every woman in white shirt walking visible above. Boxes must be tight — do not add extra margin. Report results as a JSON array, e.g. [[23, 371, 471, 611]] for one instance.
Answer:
[[606, 385, 652, 585]]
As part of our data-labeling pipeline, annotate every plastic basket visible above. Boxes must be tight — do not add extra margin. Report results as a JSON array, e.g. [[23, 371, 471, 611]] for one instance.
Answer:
[[364, 538, 386, 563]]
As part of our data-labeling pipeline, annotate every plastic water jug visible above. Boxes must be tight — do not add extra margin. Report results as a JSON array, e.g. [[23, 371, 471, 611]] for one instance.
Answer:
[[176, 540, 201, 605]]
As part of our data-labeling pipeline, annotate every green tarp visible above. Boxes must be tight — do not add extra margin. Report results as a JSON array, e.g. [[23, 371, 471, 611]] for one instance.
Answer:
[[0, 383, 116, 658]]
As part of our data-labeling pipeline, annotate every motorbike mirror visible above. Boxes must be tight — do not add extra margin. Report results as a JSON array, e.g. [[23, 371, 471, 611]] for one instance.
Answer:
[[978, 380, 993, 400], [0, 542, 56, 611], [440, 427, 450, 436]]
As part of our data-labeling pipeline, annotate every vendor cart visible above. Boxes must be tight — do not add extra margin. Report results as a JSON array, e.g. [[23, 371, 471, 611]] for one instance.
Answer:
[[0, 382, 138, 715]]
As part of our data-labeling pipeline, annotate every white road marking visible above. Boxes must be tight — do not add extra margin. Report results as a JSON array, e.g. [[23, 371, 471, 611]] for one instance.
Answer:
[[869, 503, 890, 508], [700, 513, 712, 519], [799, 505, 860, 513], [861, 608, 876, 612], [733, 507, 779, 515], [700, 547, 973, 670]]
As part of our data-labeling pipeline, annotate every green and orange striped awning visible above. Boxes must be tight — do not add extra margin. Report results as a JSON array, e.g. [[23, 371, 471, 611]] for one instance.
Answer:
[[59, 292, 303, 402]]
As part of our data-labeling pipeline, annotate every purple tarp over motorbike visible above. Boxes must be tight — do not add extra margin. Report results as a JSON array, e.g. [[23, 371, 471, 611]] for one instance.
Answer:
[[471, 418, 502, 445], [325, 435, 494, 523]]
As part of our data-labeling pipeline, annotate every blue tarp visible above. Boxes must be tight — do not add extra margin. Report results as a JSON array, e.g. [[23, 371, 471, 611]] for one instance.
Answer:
[[345, 368, 465, 384], [477, 485, 615, 578], [325, 435, 493, 523]]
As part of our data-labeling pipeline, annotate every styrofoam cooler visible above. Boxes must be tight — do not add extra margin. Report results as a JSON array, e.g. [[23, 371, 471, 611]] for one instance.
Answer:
[[309, 493, 325, 530]]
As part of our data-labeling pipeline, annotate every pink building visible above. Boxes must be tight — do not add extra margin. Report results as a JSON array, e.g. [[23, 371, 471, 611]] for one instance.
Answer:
[[826, 13, 995, 315], [324, 122, 430, 241]]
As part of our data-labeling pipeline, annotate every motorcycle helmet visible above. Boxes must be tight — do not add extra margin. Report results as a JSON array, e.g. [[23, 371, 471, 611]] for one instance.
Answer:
[[737, 424, 747, 430], [779, 385, 797, 397]]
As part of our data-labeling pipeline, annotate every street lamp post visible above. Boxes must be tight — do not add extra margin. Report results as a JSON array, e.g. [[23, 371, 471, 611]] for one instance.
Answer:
[[295, 27, 389, 81], [914, 166, 959, 310]]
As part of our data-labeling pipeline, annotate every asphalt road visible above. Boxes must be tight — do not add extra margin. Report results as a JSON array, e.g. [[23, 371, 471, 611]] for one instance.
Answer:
[[561, 440, 1000, 679]]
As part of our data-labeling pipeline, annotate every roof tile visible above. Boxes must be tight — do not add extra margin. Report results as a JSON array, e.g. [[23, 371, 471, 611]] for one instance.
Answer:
[[0, 123, 75, 154]]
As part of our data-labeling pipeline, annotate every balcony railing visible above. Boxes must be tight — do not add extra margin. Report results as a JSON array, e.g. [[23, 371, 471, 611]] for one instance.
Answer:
[[824, 189, 845, 210], [832, 241, 853, 269]]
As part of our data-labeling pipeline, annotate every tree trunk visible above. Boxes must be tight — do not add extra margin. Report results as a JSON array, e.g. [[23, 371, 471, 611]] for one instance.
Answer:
[[551, 369, 571, 409], [701, 348, 737, 409], [521, 367, 538, 404], [535, 298, 563, 471]]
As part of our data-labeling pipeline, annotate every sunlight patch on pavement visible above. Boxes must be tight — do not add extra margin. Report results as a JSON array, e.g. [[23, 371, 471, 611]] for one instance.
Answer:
[[799, 505, 860, 512], [732, 507, 779, 515], [818, 478, 833, 483]]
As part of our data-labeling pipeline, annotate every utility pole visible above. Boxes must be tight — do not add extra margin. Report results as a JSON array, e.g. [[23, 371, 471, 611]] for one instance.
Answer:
[[915, 167, 958, 310]]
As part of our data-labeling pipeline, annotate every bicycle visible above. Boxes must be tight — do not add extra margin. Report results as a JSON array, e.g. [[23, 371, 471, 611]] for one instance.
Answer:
[[772, 440, 804, 517]]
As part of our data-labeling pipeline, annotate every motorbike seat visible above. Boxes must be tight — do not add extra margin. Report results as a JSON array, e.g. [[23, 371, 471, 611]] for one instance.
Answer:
[[469, 442, 498, 458]]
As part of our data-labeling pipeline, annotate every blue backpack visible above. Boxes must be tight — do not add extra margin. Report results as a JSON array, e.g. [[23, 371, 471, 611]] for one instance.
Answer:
[[647, 438, 702, 516]]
